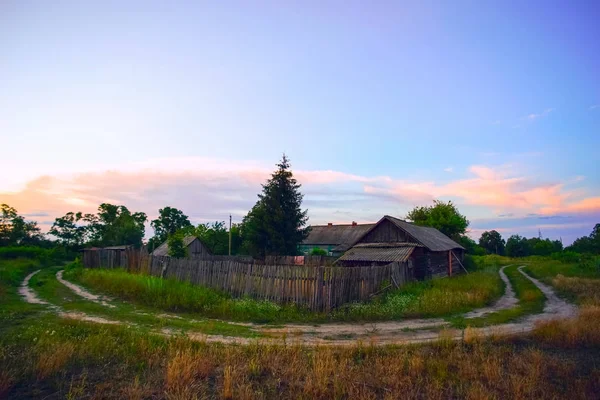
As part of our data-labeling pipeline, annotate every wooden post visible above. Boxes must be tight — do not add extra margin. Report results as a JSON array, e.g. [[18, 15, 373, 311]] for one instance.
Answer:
[[448, 251, 452, 276]]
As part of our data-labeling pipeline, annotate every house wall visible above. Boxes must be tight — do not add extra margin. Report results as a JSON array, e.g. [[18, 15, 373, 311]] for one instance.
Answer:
[[187, 239, 211, 258], [359, 219, 410, 243], [410, 248, 452, 279]]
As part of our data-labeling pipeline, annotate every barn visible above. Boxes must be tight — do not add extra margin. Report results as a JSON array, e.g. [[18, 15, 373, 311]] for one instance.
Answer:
[[337, 216, 465, 280], [298, 222, 375, 256], [151, 236, 212, 258]]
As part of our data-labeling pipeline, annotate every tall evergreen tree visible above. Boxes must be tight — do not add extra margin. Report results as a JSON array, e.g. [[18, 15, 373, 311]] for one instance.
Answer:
[[241, 155, 309, 257]]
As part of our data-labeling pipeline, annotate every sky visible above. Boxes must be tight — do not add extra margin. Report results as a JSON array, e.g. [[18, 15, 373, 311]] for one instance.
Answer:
[[1, 0, 599, 245]]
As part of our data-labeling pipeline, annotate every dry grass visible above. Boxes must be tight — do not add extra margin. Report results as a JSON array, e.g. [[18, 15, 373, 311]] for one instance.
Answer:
[[534, 306, 600, 347], [552, 274, 600, 305], [165, 347, 214, 400], [0, 369, 14, 399], [3, 318, 599, 399], [35, 341, 75, 379]]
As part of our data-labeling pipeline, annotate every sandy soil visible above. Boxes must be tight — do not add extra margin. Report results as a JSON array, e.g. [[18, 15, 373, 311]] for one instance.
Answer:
[[19, 270, 50, 306], [20, 266, 579, 346], [56, 270, 115, 308]]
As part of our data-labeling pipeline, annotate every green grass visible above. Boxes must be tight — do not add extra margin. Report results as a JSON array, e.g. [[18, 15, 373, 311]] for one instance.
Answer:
[[65, 264, 506, 323], [1, 303, 599, 399], [0, 258, 46, 322], [450, 265, 546, 328], [29, 266, 258, 338], [332, 267, 504, 321], [525, 256, 600, 281]]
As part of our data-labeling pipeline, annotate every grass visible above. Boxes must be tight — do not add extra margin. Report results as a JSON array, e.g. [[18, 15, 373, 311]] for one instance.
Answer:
[[29, 266, 259, 338], [332, 267, 504, 321], [523, 256, 600, 304], [1, 309, 599, 399], [2, 254, 600, 398], [450, 264, 546, 328], [65, 264, 506, 323], [0, 258, 46, 323]]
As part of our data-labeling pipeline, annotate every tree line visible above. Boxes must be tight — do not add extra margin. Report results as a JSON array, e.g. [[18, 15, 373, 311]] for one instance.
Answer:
[[1, 155, 309, 259], [2, 154, 599, 258]]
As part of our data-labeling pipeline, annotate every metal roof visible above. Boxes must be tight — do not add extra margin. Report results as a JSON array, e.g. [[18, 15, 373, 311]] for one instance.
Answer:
[[353, 242, 422, 248], [302, 223, 375, 252], [152, 236, 198, 256], [337, 245, 415, 262]]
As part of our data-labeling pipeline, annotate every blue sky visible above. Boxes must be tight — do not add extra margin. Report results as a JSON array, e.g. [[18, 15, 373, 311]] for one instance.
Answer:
[[1, 1, 599, 244]]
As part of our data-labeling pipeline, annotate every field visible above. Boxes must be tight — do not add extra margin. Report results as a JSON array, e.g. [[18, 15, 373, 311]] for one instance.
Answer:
[[1, 254, 600, 398]]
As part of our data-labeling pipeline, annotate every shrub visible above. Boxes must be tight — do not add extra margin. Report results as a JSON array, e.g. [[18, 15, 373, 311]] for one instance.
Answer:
[[309, 248, 327, 256], [0, 246, 71, 265]]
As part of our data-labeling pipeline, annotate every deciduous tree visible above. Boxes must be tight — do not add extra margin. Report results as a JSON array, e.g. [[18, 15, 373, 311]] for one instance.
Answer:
[[0, 204, 43, 246], [149, 207, 192, 251], [479, 230, 505, 255], [406, 200, 469, 239]]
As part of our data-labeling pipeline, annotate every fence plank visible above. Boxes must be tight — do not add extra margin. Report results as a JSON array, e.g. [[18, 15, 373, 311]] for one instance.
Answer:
[[82, 250, 416, 311]]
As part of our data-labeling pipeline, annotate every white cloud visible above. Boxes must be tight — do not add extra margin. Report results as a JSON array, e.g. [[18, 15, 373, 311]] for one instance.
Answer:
[[444, 167, 453, 173], [590, 104, 600, 110], [525, 108, 555, 121]]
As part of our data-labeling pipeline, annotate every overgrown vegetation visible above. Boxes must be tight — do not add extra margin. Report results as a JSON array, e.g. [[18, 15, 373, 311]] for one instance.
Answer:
[[451, 264, 546, 327], [2, 251, 600, 398], [333, 267, 503, 320], [65, 264, 505, 323], [1, 308, 599, 399]]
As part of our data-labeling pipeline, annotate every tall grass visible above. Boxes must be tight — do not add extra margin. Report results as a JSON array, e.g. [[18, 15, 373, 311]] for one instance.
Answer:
[[1, 311, 599, 399], [65, 266, 505, 323], [64, 267, 308, 323], [451, 264, 545, 327], [334, 268, 503, 320]]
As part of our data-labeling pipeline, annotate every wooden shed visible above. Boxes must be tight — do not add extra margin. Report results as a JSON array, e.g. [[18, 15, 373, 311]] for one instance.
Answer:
[[151, 236, 212, 258], [337, 216, 465, 280]]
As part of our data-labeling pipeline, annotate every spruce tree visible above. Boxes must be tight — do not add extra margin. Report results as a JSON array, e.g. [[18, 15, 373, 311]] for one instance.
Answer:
[[242, 155, 309, 257]]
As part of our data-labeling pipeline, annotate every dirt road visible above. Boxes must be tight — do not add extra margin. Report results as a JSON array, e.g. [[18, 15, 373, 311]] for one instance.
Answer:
[[19, 266, 578, 346]]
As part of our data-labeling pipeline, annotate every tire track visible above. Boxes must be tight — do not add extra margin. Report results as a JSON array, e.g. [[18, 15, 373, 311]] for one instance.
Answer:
[[19, 266, 578, 346]]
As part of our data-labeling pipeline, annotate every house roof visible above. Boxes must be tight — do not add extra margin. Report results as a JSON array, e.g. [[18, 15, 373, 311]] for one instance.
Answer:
[[152, 236, 198, 256], [382, 216, 465, 251], [302, 223, 375, 252], [337, 245, 415, 263]]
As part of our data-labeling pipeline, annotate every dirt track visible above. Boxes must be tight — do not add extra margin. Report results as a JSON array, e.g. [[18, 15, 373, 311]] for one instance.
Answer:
[[19, 266, 579, 346], [463, 265, 518, 318]]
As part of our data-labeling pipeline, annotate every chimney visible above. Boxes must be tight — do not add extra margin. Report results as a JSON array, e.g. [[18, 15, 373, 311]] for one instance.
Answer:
[[327, 223, 333, 227], [352, 221, 357, 226]]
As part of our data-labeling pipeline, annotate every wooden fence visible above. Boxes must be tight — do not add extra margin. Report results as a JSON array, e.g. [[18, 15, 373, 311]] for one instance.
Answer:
[[262, 255, 338, 266], [82, 249, 413, 311]]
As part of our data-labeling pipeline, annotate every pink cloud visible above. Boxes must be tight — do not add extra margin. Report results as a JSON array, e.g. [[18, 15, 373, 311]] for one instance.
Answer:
[[1, 159, 599, 237]]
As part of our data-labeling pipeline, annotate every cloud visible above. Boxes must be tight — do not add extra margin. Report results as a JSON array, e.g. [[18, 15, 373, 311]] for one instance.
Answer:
[[590, 105, 599, 110], [444, 167, 453, 173], [23, 212, 50, 217], [525, 108, 555, 121], [1, 157, 599, 243], [491, 120, 501, 125]]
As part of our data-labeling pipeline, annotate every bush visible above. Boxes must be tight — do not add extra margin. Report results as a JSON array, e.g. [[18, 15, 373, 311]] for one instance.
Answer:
[[0, 246, 73, 266], [462, 255, 477, 271], [309, 248, 327, 256], [551, 251, 587, 264]]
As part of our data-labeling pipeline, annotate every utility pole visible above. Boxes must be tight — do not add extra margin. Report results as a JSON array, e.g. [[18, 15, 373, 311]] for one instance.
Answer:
[[228, 214, 232, 256]]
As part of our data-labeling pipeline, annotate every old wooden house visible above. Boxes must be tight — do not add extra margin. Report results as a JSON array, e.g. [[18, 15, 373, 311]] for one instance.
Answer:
[[337, 216, 465, 280], [151, 236, 212, 258], [298, 222, 375, 256]]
